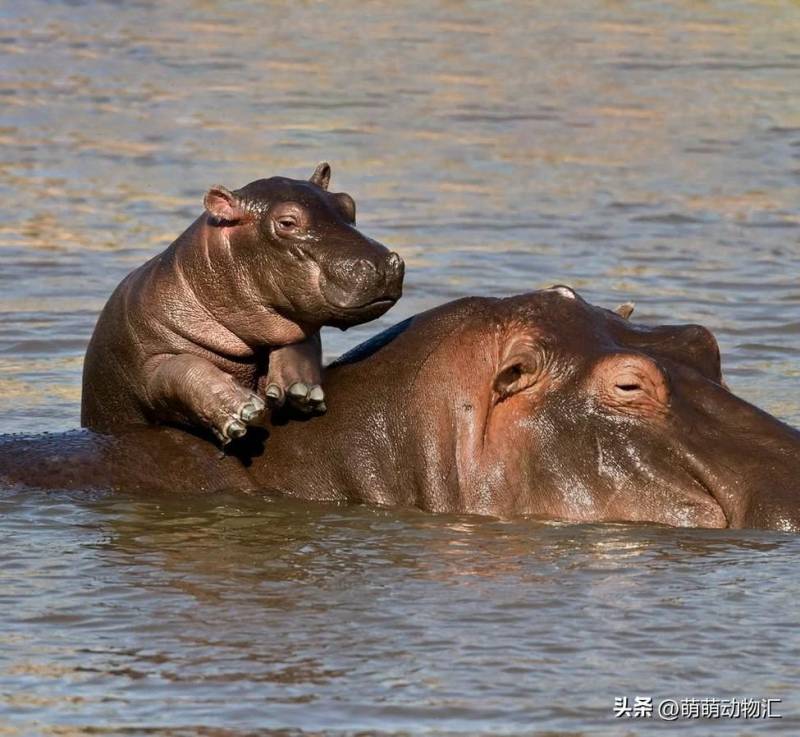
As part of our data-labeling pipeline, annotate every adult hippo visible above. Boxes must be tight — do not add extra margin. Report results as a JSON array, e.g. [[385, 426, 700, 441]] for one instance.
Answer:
[[2, 287, 799, 531]]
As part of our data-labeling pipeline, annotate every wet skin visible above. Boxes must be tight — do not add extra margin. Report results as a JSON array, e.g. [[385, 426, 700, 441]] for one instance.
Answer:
[[6, 288, 800, 531], [81, 163, 404, 444]]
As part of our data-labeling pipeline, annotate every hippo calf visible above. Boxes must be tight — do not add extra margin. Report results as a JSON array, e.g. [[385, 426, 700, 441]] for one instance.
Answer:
[[81, 163, 404, 444], [5, 288, 800, 531]]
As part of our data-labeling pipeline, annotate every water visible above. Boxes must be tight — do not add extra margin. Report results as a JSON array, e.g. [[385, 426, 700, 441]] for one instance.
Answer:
[[1, 0, 799, 734]]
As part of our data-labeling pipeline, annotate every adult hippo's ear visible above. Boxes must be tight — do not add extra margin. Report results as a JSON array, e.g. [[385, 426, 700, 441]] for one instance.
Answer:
[[493, 350, 541, 402], [614, 302, 635, 320], [309, 162, 331, 190], [203, 186, 247, 224]]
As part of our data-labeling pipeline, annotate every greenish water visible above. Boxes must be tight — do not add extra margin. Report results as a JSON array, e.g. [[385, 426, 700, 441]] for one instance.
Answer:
[[1, 0, 799, 734]]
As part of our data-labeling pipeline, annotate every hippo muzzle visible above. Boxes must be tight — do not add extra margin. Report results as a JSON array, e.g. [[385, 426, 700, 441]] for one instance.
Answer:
[[318, 247, 405, 328]]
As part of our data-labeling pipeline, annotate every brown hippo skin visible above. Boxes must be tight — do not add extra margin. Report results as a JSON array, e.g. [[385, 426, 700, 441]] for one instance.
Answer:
[[81, 163, 404, 444], [4, 287, 800, 531]]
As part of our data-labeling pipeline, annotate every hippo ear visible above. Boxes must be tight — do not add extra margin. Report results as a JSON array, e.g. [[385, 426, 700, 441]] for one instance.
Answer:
[[309, 162, 331, 190], [204, 185, 246, 224], [614, 302, 635, 320], [493, 356, 539, 401], [335, 192, 356, 223]]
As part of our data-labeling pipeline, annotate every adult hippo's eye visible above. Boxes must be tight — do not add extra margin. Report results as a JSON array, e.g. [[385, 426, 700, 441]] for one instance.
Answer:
[[590, 353, 670, 417]]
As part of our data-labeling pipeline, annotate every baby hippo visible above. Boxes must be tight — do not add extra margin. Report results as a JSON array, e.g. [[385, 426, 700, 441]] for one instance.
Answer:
[[81, 163, 404, 444]]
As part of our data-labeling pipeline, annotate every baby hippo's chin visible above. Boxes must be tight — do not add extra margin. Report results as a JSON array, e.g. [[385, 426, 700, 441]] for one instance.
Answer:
[[326, 296, 400, 330]]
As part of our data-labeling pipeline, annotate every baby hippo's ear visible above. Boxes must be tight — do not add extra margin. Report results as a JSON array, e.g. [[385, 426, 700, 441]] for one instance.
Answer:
[[203, 186, 247, 224], [335, 192, 356, 223], [309, 162, 331, 190]]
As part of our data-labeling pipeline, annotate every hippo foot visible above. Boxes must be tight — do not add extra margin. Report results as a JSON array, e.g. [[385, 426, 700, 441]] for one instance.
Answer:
[[211, 393, 266, 446], [262, 338, 327, 415], [263, 381, 326, 415]]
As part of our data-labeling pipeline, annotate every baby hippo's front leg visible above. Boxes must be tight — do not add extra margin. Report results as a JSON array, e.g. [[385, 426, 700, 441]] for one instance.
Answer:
[[261, 333, 326, 414], [146, 354, 265, 445]]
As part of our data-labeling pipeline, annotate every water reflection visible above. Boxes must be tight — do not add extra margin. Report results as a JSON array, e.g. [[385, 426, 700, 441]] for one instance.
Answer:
[[3, 489, 799, 734]]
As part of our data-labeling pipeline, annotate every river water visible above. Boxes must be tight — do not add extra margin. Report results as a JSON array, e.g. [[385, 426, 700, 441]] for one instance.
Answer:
[[1, 1, 799, 734]]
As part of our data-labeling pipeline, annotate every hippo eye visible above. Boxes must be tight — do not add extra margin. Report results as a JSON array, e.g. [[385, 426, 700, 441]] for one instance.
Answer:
[[276, 216, 298, 231]]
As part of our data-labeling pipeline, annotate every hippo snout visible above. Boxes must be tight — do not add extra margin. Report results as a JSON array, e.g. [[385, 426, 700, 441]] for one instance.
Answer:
[[320, 251, 405, 322], [383, 251, 405, 299]]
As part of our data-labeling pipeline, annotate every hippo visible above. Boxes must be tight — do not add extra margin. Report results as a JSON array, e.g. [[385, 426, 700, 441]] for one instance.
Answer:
[[81, 163, 404, 444], [3, 287, 800, 531]]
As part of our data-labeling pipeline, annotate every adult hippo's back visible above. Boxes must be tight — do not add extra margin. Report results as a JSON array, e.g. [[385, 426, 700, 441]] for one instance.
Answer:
[[2, 288, 800, 531]]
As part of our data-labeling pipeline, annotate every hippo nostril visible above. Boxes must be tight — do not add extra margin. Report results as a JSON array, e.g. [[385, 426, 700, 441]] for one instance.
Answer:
[[386, 252, 403, 270], [383, 252, 404, 295], [615, 382, 642, 392]]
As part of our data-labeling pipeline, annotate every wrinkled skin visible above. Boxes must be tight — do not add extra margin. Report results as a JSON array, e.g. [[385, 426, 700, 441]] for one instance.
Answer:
[[6, 288, 800, 531], [81, 163, 404, 444]]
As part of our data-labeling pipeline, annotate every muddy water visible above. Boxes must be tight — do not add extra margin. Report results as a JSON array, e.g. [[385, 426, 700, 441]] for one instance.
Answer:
[[1, 1, 799, 734]]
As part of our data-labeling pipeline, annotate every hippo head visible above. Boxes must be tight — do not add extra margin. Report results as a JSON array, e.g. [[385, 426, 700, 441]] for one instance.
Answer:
[[362, 288, 800, 530], [201, 163, 404, 332]]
